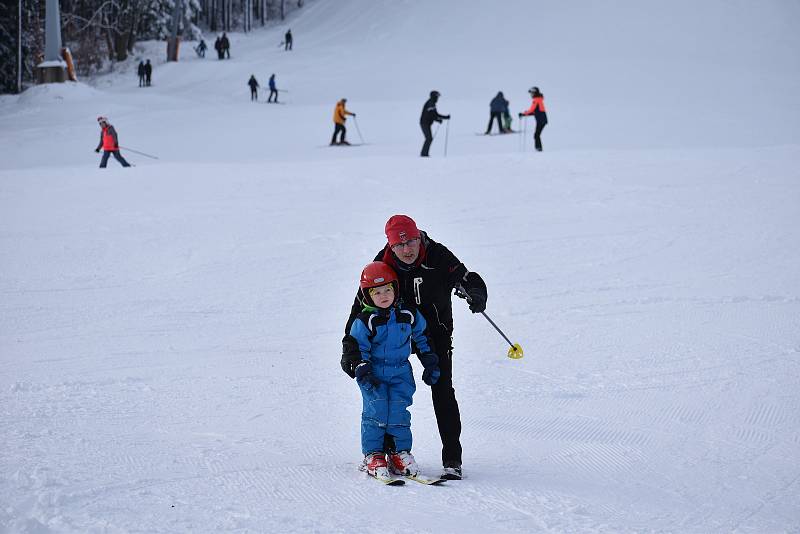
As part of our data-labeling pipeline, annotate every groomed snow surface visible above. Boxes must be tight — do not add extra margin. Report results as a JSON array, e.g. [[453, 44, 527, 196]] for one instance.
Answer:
[[2, 1, 800, 532]]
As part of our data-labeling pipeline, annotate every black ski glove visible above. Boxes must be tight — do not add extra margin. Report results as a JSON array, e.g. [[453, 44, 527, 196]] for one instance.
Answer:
[[456, 275, 488, 313], [466, 287, 487, 313], [341, 335, 361, 378], [444, 115, 451, 120], [518, 112, 524, 118], [355, 361, 380, 389], [95, 148, 101, 153], [418, 352, 440, 386]]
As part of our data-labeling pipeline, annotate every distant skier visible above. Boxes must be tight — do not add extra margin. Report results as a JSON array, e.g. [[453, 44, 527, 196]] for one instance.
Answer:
[[419, 90, 450, 157], [137, 61, 145, 87], [221, 33, 231, 59], [486, 91, 509, 134], [348, 260, 440, 481], [195, 39, 207, 58], [268, 74, 278, 103], [94, 116, 131, 168], [248, 75, 259, 101], [331, 98, 356, 145], [284, 29, 293, 51], [214, 36, 223, 60], [144, 59, 152, 87], [519, 86, 548, 151]]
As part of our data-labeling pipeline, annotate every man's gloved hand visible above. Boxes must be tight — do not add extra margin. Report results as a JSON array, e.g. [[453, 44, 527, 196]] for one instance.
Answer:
[[418, 352, 440, 386], [466, 287, 487, 313], [444, 115, 451, 120], [355, 361, 380, 389], [352, 113, 357, 117], [341, 335, 360, 378], [422, 366, 440, 386], [95, 148, 101, 153], [518, 112, 524, 118]]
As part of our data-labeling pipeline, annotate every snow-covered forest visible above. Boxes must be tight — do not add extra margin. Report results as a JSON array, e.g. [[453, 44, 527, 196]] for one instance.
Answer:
[[0, 0, 303, 92]]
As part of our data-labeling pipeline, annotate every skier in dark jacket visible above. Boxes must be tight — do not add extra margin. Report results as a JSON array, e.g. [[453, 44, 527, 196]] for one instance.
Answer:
[[248, 75, 259, 101], [137, 61, 146, 87], [214, 37, 223, 59], [486, 91, 509, 134], [341, 215, 487, 480], [94, 116, 131, 168], [144, 59, 152, 87], [519, 86, 548, 151], [221, 33, 230, 59], [268, 74, 278, 103], [284, 29, 293, 51], [195, 39, 207, 58], [419, 91, 450, 157]]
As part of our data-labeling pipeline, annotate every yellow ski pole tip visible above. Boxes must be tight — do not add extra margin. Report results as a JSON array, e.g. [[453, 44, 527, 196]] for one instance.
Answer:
[[507, 343, 524, 359]]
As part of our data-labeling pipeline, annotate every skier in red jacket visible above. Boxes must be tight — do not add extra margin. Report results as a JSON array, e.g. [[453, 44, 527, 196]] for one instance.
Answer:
[[519, 87, 548, 151], [95, 117, 131, 168]]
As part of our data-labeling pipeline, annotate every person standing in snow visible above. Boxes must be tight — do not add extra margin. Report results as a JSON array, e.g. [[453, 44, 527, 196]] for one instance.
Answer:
[[503, 105, 513, 133], [214, 36, 223, 60], [137, 61, 146, 87], [268, 74, 278, 103], [247, 75, 260, 101], [486, 91, 509, 134], [94, 116, 131, 168], [341, 215, 488, 480], [144, 60, 152, 87], [419, 90, 450, 157], [519, 86, 548, 151], [349, 261, 440, 480], [195, 39, 207, 58], [284, 29, 293, 51], [221, 33, 231, 59], [331, 98, 356, 145]]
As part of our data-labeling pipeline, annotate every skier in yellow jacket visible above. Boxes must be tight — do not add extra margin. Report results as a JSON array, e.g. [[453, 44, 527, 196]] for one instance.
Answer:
[[331, 98, 356, 146]]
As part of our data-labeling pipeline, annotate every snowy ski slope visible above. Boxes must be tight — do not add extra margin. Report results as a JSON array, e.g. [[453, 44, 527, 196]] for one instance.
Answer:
[[1, 1, 800, 532]]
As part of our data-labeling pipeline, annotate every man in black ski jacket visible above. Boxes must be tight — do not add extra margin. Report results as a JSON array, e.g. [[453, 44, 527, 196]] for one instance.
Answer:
[[144, 59, 152, 87], [419, 90, 450, 157], [341, 214, 487, 479]]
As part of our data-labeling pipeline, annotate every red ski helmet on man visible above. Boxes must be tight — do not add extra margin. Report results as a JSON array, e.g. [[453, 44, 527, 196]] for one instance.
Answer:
[[359, 261, 398, 307]]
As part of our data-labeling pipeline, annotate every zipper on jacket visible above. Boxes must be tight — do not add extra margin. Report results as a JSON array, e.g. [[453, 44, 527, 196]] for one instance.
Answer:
[[413, 277, 423, 305]]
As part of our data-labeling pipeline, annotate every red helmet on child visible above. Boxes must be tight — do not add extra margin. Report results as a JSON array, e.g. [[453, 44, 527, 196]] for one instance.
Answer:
[[359, 261, 399, 307]]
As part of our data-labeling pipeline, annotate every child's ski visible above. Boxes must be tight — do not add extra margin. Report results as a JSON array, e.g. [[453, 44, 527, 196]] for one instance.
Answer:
[[368, 473, 405, 485], [403, 474, 445, 485]]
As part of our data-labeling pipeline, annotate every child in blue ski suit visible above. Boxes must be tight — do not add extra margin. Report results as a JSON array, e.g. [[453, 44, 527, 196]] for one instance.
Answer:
[[349, 261, 440, 479]]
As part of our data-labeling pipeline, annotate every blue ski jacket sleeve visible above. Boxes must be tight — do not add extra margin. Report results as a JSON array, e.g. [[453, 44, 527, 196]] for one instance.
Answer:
[[410, 309, 433, 355]]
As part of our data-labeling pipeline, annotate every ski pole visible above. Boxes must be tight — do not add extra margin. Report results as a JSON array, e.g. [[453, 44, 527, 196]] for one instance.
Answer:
[[353, 116, 365, 144], [522, 116, 528, 152], [444, 118, 450, 157], [118, 146, 159, 159], [432, 122, 441, 139], [455, 285, 524, 359]]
